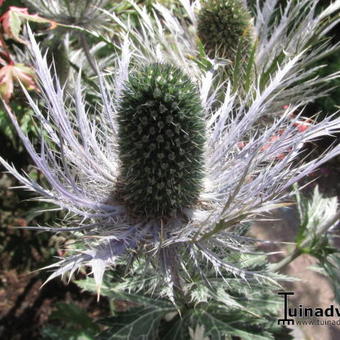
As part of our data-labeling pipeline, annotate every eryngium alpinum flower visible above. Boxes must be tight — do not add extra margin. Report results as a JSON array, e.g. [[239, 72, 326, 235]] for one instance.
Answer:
[[1, 0, 340, 294], [117, 63, 205, 217], [197, 0, 254, 60]]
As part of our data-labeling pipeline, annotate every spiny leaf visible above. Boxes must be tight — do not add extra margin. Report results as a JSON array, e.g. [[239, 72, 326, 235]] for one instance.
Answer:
[[98, 305, 175, 340]]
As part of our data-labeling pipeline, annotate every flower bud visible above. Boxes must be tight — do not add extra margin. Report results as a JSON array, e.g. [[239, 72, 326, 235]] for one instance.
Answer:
[[198, 0, 253, 62]]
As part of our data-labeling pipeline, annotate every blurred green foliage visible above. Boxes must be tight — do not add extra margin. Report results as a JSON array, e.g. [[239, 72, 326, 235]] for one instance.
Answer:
[[0, 0, 25, 15], [41, 302, 100, 340], [309, 52, 340, 118], [0, 168, 63, 272]]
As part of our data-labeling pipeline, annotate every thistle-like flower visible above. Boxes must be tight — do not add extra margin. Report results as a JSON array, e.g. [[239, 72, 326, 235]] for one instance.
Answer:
[[117, 63, 205, 217], [197, 0, 254, 61], [1, 0, 340, 297]]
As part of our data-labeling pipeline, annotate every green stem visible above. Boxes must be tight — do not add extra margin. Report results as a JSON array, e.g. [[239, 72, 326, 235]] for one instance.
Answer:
[[272, 210, 340, 272], [162, 246, 189, 310]]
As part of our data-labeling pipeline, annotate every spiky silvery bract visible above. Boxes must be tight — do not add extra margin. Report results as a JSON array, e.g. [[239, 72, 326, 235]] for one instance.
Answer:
[[26, 0, 110, 29], [197, 0, 254, 61], [117, 63, 205, 217]]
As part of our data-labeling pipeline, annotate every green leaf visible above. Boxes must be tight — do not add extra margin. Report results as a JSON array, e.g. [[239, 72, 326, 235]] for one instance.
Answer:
[[244, 41, 257, 93], [161, 308, 280, 340], [0, 7, 57, 44], [98, 305, 175, 340], [42, 303, 99, 340], [49, 303, 99, 331], [76, 276, 172, 309], [294, 185, 337, 255]]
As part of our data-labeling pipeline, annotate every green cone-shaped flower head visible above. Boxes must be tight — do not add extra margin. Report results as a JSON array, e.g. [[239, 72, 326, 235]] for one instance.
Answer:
[[198, 0, 253, 61], [117, 63, 205, 217]]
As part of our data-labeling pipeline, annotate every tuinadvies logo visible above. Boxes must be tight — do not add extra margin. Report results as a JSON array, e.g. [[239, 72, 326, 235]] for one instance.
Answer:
[[278, 292, 340, 326]]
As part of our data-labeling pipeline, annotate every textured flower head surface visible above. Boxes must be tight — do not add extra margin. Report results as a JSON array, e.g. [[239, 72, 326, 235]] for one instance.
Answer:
[[1, 0, 340, 296], [197, 0, 254, 61], [117, 63, 206, 217]]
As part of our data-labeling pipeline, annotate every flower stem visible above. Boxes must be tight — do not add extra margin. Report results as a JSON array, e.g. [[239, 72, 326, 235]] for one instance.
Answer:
[[80, 32, 98, 75], [271, 210, 340, 272]]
